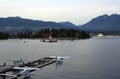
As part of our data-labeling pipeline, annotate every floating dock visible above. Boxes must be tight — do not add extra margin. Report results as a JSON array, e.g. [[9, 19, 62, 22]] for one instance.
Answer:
[[0, 57, 56, 73]]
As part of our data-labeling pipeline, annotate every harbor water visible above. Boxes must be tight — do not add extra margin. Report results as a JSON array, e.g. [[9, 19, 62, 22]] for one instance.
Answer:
[[0, 37, 120, 79]]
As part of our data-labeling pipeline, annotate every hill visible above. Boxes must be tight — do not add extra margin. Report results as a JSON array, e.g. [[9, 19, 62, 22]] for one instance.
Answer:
[[59, 21, 79, 29], [0, 17, 79, 33], [80, 14, 120, 33]]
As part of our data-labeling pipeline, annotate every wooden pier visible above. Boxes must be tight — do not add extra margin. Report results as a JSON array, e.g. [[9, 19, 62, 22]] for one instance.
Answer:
[[0, 57, 56, 73]]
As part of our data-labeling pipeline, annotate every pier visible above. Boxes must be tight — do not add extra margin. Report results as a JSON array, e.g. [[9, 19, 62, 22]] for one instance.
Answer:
[[0, 57, 56, 73]]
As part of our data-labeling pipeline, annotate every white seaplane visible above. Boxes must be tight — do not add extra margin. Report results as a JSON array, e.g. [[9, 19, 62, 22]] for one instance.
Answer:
[[7, 59, 27, 65], [0, 66, 39, 79], [45, 56, 70, 63]]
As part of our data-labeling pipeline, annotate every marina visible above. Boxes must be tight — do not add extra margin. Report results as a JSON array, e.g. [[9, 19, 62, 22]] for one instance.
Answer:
[[0, 57, 57, 79]]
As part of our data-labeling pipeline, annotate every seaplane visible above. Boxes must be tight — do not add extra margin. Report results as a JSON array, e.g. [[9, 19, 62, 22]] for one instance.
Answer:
[[45, 56, 70, 63], [0, 62, 6, 68], [0, 66, 39, 79], [7, 59, 27, 65], [46, 56, 70, 69]]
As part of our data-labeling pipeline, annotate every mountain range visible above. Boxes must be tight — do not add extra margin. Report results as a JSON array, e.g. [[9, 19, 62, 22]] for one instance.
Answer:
[[0, 17, 78, 33], [80, 14, 120, 33], [0, 14, 120, 33]]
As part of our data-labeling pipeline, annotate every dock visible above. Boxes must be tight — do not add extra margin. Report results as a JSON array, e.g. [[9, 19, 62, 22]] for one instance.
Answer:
[[0, 57, 56, 73]]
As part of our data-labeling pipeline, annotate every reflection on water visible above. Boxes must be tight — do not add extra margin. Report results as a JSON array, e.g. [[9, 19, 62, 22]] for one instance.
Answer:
[[0, 37, 120, 79]]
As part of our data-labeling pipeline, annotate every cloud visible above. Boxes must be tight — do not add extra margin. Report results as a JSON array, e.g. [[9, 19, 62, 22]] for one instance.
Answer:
[[0, 0, 120, 24]]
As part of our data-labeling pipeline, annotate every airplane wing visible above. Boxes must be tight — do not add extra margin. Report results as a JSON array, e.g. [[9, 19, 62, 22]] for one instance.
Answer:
[[49, 56, 57, 58], [61, 56, 70, 58], [14, 67, 39, 70], [14, 67, 39, 74], [48, 56, 70, 58], [13, 67, 39, 78], [0, 73, 17, 78]]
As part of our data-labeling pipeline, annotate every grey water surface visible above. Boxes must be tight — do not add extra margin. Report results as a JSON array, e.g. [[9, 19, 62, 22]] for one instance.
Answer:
[[0, 38, 120, 79]]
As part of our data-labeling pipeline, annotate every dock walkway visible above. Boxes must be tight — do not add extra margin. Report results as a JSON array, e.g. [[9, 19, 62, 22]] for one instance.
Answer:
[[0, 57, 56, 73]]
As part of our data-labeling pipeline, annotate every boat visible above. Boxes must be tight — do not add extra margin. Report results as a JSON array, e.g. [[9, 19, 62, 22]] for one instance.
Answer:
[[40, 36, 58, 42]]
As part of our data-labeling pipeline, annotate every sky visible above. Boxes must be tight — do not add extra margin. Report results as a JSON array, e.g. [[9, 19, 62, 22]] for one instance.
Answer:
[[0, 0, 120, 25]]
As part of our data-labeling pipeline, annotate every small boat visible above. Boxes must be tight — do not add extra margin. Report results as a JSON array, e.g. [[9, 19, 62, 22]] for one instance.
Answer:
[[40, 36, 58, 42]]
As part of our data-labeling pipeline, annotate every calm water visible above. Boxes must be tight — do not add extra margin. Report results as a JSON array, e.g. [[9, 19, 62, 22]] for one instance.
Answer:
[[0, 38, 120, 79]]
